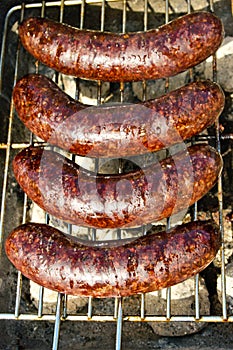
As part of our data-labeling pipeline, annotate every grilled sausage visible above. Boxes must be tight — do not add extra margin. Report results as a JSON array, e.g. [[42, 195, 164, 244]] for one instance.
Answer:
[[12, 144, 222, 229], [18, 12, 224, 82], [13, 74, 225, 158], [5, 220, 221, 298]]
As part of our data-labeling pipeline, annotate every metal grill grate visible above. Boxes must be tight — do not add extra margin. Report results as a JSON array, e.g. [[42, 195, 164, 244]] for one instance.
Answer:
[[0, 1, 232, 349]]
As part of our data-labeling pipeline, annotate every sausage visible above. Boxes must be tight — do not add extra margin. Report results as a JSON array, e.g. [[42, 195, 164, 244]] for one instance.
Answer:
[[5, 220, 221, 298], [12, 144, 223, 229], [13, 74, 225, 158], [18, 12, 224, 82]]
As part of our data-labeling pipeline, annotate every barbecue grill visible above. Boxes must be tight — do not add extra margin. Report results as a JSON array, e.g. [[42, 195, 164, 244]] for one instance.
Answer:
[[0, 1, 233, 349]]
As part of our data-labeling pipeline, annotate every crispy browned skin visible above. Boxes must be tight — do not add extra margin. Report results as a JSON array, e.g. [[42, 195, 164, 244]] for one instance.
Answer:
[[5, 221, 221, 298], [12, 144, 222, 229], [18, 12, 224, 82], [13, 74, 225, 158]]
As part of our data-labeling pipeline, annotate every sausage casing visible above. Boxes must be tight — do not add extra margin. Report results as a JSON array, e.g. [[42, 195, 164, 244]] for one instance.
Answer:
[[13, 74, 225, 158], [12, 144, 223, 229], [5, 220, 221, 298], [18, 12, 224, 82]]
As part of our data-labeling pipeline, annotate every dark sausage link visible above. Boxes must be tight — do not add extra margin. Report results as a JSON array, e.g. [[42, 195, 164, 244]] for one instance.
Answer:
[[5, 220, 221, 298], [18, 12, 224, 82], [13, 74, 225, 158], [12, 144, 223, 229]]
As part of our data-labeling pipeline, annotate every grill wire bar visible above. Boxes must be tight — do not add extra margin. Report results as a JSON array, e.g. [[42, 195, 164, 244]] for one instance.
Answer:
[[187, 0, 201, 322], [0, 0, 231, 349], [164, 0, 172, 322], [209, 0, 228, 322]]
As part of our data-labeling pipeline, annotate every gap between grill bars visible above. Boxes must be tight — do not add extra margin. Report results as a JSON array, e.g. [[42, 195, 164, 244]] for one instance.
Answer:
[[0, 1, 232, 350]]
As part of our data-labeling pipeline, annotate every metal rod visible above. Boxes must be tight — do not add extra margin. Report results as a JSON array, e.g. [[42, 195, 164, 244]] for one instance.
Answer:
[[87, 296, 93, 319], [63, 295, 68, 319], [166, 217, 171, 320], [114, 297, 119, 319], [38, 286, 44, 318], [141, 0, 148, 102], [52, 293, 62, 350], [140, 293, 145, 319], [165, 0, 169, 24], [164, 1, 170, 92], [1, 313, 233, 323], [193, 201, 198, 221], [143, 0, 148, 31], [114, 0, 128, 264], [115, 298, 123, 350], [14, 272, 22, 318], [166, 287, 171, 320], [62, 219, 69, 319], [221, 241, 227, 320], [0, 141, 48, 149], [75, 0, 86, 101], [59, 0, 65, 22], [97, 1, 106, 105], [51, 2, 70, 347], [41, 0, 46, 18], [195, 275, 200, 320], [210, 0, 227, 320], [216, 115, 227, 319], [119, 0, 127, 103], [186, 0, 194, 82], [86, 70, 103, 321], [121, 0, 127, 34], [119, 82, 125, 103], [100, 0, 106, 32], [97, 80, 102, 106], [164, 0, 171, 318], [80, 0, 86, 29], [34, 1, 46, 85], [0, 4, 25, 247], [209, 0, 214, 12]]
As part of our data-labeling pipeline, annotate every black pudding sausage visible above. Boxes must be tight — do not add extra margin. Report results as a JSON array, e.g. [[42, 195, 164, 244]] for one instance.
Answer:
[[13, 74, 225, 158], [18, 12, 224, 82], [5, 220, 221, 298], [12, 144, 223, 229]]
